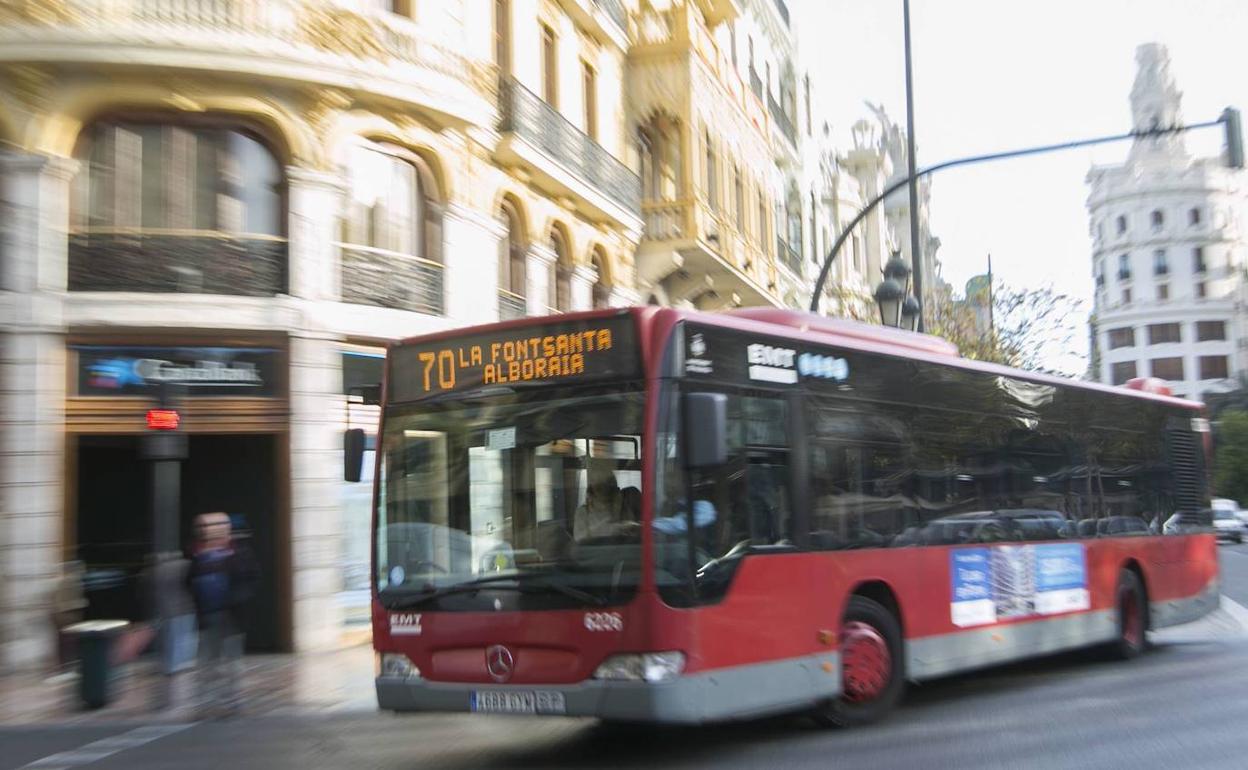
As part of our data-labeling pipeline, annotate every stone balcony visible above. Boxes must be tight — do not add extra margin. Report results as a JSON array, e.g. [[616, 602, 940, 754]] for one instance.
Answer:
[[496, 76, 642, 231], [639, 197, 779, 308], [0, 0, 495, 127]]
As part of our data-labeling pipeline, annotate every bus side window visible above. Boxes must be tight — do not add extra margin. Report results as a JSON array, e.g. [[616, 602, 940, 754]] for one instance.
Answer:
[[688, 393, 793, 600]]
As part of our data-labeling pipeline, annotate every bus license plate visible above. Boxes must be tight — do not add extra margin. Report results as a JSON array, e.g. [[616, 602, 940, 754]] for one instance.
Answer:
[[471, 690, 566, 715]]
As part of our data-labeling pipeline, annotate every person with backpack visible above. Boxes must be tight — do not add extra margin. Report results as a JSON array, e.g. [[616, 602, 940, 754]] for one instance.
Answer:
[[186, 511, 259, 717]]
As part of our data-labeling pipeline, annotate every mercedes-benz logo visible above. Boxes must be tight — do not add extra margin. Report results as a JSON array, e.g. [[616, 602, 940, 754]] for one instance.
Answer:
[[486, 644, 515, 682]]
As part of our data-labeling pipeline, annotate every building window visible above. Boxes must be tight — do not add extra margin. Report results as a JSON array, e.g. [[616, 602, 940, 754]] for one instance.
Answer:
[[1197, 320, 1227, 341], [1122, 288, 1132, 305], [809, 190, 817, 263], [582, 62, 597, 141], [340, 141, 445, 313], [75, 120, 283, 236], [638, 128, 656, 200], [591, 250, 610, 309], [852, 233, 862, 273], [1151, 209, 1164, 231], [804, 75, 812, 136], [1111, 361, 1137, 385], [756, 190, 767, 250], [1157, 283, 1169, 300], [729, 23, 737, 67], [1117, 253, 1131, 280], [1108, 327, 1135, 349], [71, 118, 287, 294], [1147, 323, 1182, 345], [1150, 357, 1184, 380], [733, 167, 744, 227], [548, 228, 569, 313], [494, 0, 511, 75], [1193, 246, 1206, 273], [1189, 207, 1201, 226], [1197, 281, 1207, 298], [703, 130, 717, 210], [1200, 355, 1230, 379], [498, 198, 526, 318], [1116, 215, 1127, 234], [541, 24, 558, 106], [1153, 249, 1167, 276]]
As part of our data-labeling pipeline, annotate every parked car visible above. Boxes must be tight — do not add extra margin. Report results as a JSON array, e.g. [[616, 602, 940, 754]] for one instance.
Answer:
[[1213, 497, 1248, 527], [1211, 508, 1245, 544]]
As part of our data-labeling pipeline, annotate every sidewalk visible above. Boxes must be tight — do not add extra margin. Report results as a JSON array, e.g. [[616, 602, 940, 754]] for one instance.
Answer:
[[0, 643, 377, 726]]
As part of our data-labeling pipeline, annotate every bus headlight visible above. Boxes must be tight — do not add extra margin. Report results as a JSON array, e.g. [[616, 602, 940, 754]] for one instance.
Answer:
[[380, 653, 420, 679], [593, 652, 686, 682]]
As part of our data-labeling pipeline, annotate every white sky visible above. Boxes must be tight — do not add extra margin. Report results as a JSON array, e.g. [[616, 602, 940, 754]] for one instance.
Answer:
[[798, 0, 1247, 370]]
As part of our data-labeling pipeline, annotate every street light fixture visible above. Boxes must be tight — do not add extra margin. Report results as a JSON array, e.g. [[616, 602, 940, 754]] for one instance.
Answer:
[[873, 277, 906, 327], [874, 251, 918, 329], [900, 295, 921, 332]]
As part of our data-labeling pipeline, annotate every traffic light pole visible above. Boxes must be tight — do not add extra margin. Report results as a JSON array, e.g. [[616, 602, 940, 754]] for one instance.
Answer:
[[140, 382, 191, 706], [809, 113, 1238, 315]]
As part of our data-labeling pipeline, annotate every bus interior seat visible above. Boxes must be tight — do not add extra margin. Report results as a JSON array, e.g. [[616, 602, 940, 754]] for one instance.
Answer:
[[536, 519, 573, 561]]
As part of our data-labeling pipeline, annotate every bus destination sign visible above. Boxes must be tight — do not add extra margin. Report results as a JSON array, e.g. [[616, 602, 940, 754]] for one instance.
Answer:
[[389, 315, 638, 402]]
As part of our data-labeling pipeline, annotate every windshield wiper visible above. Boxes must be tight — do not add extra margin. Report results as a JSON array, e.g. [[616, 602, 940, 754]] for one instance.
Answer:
[[383, 572, 606, 609]]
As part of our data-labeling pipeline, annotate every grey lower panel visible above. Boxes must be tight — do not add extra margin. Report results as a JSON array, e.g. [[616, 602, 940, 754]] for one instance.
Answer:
[[907, 610, 1118, 681], [376, 652, 840, 724], [1151, 580, 1220, 629]]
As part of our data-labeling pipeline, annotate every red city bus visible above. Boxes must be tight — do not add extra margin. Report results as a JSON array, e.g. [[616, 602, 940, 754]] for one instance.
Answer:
[[371, 306, 1218, 726]]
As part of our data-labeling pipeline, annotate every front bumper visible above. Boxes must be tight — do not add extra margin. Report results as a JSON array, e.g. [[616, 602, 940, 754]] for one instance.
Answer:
[[376, 677, 706, 723], [376, 652, 839, 724]]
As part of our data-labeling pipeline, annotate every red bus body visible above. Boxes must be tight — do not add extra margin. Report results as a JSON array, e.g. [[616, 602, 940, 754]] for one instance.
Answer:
[[373, 307, 1218, 723]]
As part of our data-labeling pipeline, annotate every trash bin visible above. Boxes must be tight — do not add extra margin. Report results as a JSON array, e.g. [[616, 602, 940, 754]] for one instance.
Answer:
[[64, 620, 129, 709]]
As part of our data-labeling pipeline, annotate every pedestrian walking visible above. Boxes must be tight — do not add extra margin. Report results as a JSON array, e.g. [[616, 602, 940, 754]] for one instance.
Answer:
[[187, 511, 259, 717]]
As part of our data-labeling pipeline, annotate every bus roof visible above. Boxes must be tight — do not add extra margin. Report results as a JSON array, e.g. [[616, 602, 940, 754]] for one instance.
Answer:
[[391, 306, 1204, 412]]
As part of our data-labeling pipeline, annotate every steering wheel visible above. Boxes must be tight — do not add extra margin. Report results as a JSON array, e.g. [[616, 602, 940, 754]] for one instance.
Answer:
[[696, 539, 753, 579]]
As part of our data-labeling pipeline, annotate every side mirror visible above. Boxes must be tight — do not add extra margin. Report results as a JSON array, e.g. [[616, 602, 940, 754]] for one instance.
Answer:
[[684, 392, 727, 468], [344, 428, 366, 482]]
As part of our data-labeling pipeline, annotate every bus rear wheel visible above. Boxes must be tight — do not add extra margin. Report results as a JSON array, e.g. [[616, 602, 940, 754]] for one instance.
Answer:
[[1110, 568, 1147, 660], [811, 595, 904, 728]]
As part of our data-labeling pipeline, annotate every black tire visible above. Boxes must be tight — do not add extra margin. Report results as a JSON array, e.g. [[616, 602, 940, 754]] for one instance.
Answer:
[[1109, 568, 1147, 660], [811, 595, 905, 728]]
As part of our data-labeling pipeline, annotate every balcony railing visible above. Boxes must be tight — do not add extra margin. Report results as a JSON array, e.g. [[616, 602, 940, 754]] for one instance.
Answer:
[[68, 231, 286, 295], [768, 92, 797, 147], [498, 76, 640, 213], [498, 289, 527, 321], [642, 199, 690, 241], [0, 0, 494, 104], [341, 245, 443, 315], [593, 0, 628, 32]]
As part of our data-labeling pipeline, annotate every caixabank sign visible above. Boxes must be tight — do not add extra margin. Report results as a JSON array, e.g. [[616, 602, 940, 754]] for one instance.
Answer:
[[72, 345, 280, 397]]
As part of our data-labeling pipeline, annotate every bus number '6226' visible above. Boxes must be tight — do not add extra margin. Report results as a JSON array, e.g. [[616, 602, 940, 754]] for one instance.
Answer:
[[584, 612, 624, 632]]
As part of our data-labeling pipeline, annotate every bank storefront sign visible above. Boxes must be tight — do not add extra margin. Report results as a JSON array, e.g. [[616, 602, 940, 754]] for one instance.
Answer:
[[73, 345, 280, 397]]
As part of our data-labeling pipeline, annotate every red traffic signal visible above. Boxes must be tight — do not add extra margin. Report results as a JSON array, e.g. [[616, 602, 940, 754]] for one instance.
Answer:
[[145, 408, 180, 430]]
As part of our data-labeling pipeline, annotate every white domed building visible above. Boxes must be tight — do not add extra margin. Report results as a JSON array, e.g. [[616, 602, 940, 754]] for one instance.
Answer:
[[1087, 43, 1246, 401]]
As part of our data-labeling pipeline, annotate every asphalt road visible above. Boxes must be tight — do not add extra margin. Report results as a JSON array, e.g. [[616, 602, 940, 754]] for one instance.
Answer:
[[10, 545, 1248, 770]]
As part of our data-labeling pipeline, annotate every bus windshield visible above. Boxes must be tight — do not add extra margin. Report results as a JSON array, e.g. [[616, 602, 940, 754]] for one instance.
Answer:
[[375, 385, 644, 610]]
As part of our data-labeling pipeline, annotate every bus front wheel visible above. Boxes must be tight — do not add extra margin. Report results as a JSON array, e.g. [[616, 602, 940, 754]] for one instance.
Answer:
[[811, 595, 905, 728], [1110, 568, 1147, 660]]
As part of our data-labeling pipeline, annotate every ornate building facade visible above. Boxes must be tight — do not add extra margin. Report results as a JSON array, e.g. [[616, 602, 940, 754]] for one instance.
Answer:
[[1087, 43, 1245, 401], [0, 0, 938, 668], [0, 0, 641, 667]]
